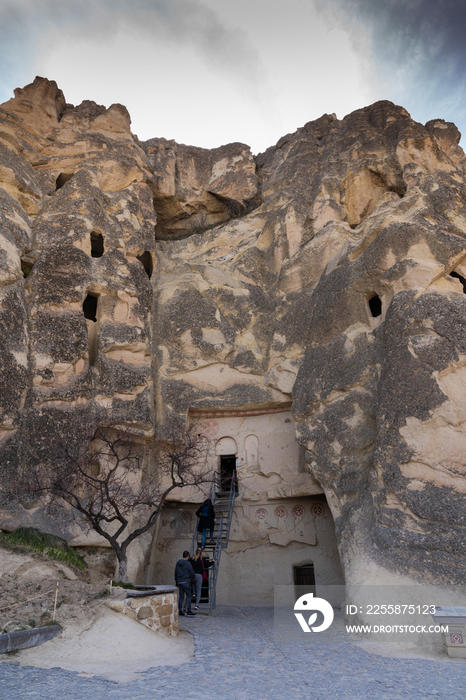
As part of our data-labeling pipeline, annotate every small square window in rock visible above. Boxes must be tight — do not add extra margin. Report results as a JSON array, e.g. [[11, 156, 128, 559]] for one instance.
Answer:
[[90, 232, 104, 258], [368, 293, 382, 318]]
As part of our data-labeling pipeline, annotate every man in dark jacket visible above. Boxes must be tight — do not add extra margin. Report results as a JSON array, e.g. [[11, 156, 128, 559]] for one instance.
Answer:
[[174, 550, 196, 616]]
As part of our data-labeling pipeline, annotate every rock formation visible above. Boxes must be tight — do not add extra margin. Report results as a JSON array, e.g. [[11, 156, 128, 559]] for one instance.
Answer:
[[1, 76, 466, 588]]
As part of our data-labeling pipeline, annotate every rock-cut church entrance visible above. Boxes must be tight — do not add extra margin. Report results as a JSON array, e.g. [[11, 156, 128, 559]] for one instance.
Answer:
[[144, 408, 345, 604], [220, 454, 237, 492], [216, 436, 239, 492]]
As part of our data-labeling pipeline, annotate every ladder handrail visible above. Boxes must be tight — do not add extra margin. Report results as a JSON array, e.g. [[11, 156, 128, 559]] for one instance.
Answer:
[[190, 518, 198, 556], [208, 514, 223, 613], [190, 471, 221, 555], [223, 469, 236, 548], [209, 472, 221, 500], [189, 471, 237, 613]]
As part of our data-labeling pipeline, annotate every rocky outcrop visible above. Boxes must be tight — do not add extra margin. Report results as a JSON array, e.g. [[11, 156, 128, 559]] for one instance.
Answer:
[[0, 78, 156, 557], [1, 77, 466, 587], [146, 138, 258, 239]]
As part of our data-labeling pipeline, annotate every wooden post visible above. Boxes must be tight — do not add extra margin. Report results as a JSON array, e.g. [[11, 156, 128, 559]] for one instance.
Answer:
[[52, 582, 59, 622]]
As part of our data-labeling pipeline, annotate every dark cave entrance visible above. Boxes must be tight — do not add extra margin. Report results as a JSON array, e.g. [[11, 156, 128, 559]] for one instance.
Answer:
[[137, 251, 153, 279], [90, 232, 104, 258], [220, 454, 237, 493], [55, 172, 73, 190], [83, 293, 98, 323], [83, 293, 100, 366], [368, 293, 382, 318], [450, 270, 466, 294]]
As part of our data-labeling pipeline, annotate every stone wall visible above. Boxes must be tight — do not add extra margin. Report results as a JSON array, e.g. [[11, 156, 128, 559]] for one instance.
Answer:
[[111, 591, 179, 636]]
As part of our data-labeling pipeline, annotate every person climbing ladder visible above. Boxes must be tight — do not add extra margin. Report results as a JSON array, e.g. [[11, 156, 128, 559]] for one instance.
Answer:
[[196, 498, 215, 549]]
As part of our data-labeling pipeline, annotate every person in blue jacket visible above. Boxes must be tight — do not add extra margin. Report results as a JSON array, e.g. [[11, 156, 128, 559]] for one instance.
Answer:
[[196, 498, 215, 549]]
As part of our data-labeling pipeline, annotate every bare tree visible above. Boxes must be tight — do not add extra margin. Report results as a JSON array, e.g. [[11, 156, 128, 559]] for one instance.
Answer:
[[14, 416, 211, 581]]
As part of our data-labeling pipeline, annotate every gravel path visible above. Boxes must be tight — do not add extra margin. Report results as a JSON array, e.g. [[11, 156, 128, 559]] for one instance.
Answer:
[[1, 606, 465, 699]]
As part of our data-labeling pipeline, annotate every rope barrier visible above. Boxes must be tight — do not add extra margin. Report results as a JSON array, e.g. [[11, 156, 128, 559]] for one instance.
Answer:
[[0, 587, 56, 612], [0, 579, 106, 613]]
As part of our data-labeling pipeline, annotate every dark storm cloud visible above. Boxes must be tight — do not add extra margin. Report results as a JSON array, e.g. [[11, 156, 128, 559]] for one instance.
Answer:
[[0, 0, 267, 103], [318, 0, 466, 136], [337, 0, 466, 79]]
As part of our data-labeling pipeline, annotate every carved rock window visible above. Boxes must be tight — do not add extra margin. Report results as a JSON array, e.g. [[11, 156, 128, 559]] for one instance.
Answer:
[[137, 251, 153, 279], [55, 172, 73, 190], [450, 270, 466, 293], [90, 231, 104, 258], [368, 293, 382, 318]]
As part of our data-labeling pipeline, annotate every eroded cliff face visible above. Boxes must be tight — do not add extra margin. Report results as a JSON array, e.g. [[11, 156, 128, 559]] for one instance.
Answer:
[[1, 76, 466, 586]]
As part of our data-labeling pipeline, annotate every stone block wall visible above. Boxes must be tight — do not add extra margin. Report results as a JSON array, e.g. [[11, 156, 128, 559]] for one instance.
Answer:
[[121, 592, 179, 636]]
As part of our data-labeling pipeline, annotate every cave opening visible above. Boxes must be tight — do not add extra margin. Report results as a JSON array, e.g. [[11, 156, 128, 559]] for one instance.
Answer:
[[83, 293, 98, 323], [21, 260, 33, 278], [450, 270, 466, 294], [83, 293, 99, 366], [55, 172, 73, 190], [137, 251, 153, 279], [90, 232, 104, 258], [368, 293, 382, 318]]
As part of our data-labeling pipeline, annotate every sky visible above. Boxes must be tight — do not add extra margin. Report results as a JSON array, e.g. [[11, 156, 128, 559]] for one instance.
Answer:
[[0, 0, 465, 154]]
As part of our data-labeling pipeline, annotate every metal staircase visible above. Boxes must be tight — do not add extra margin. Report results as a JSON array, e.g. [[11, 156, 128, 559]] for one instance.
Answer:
[[190, 470, 236, 614]]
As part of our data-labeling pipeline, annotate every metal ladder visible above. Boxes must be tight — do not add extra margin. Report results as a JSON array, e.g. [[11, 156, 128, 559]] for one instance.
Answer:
[[190, 470, 236, 614]]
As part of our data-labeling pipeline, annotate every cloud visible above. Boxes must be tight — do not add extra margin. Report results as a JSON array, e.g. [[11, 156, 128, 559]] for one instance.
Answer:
[[316, 0, 466, 135], [2, 0, 463, 150], [0, 0, 272, 107]]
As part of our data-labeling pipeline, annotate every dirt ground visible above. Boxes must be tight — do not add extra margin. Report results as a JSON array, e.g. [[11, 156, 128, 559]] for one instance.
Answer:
[[0, 544, 116, 633], [0, 545, 193, 681]]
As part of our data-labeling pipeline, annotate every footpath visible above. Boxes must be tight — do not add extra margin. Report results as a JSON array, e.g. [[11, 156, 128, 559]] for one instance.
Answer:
[[1, 606, 465, 699]]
